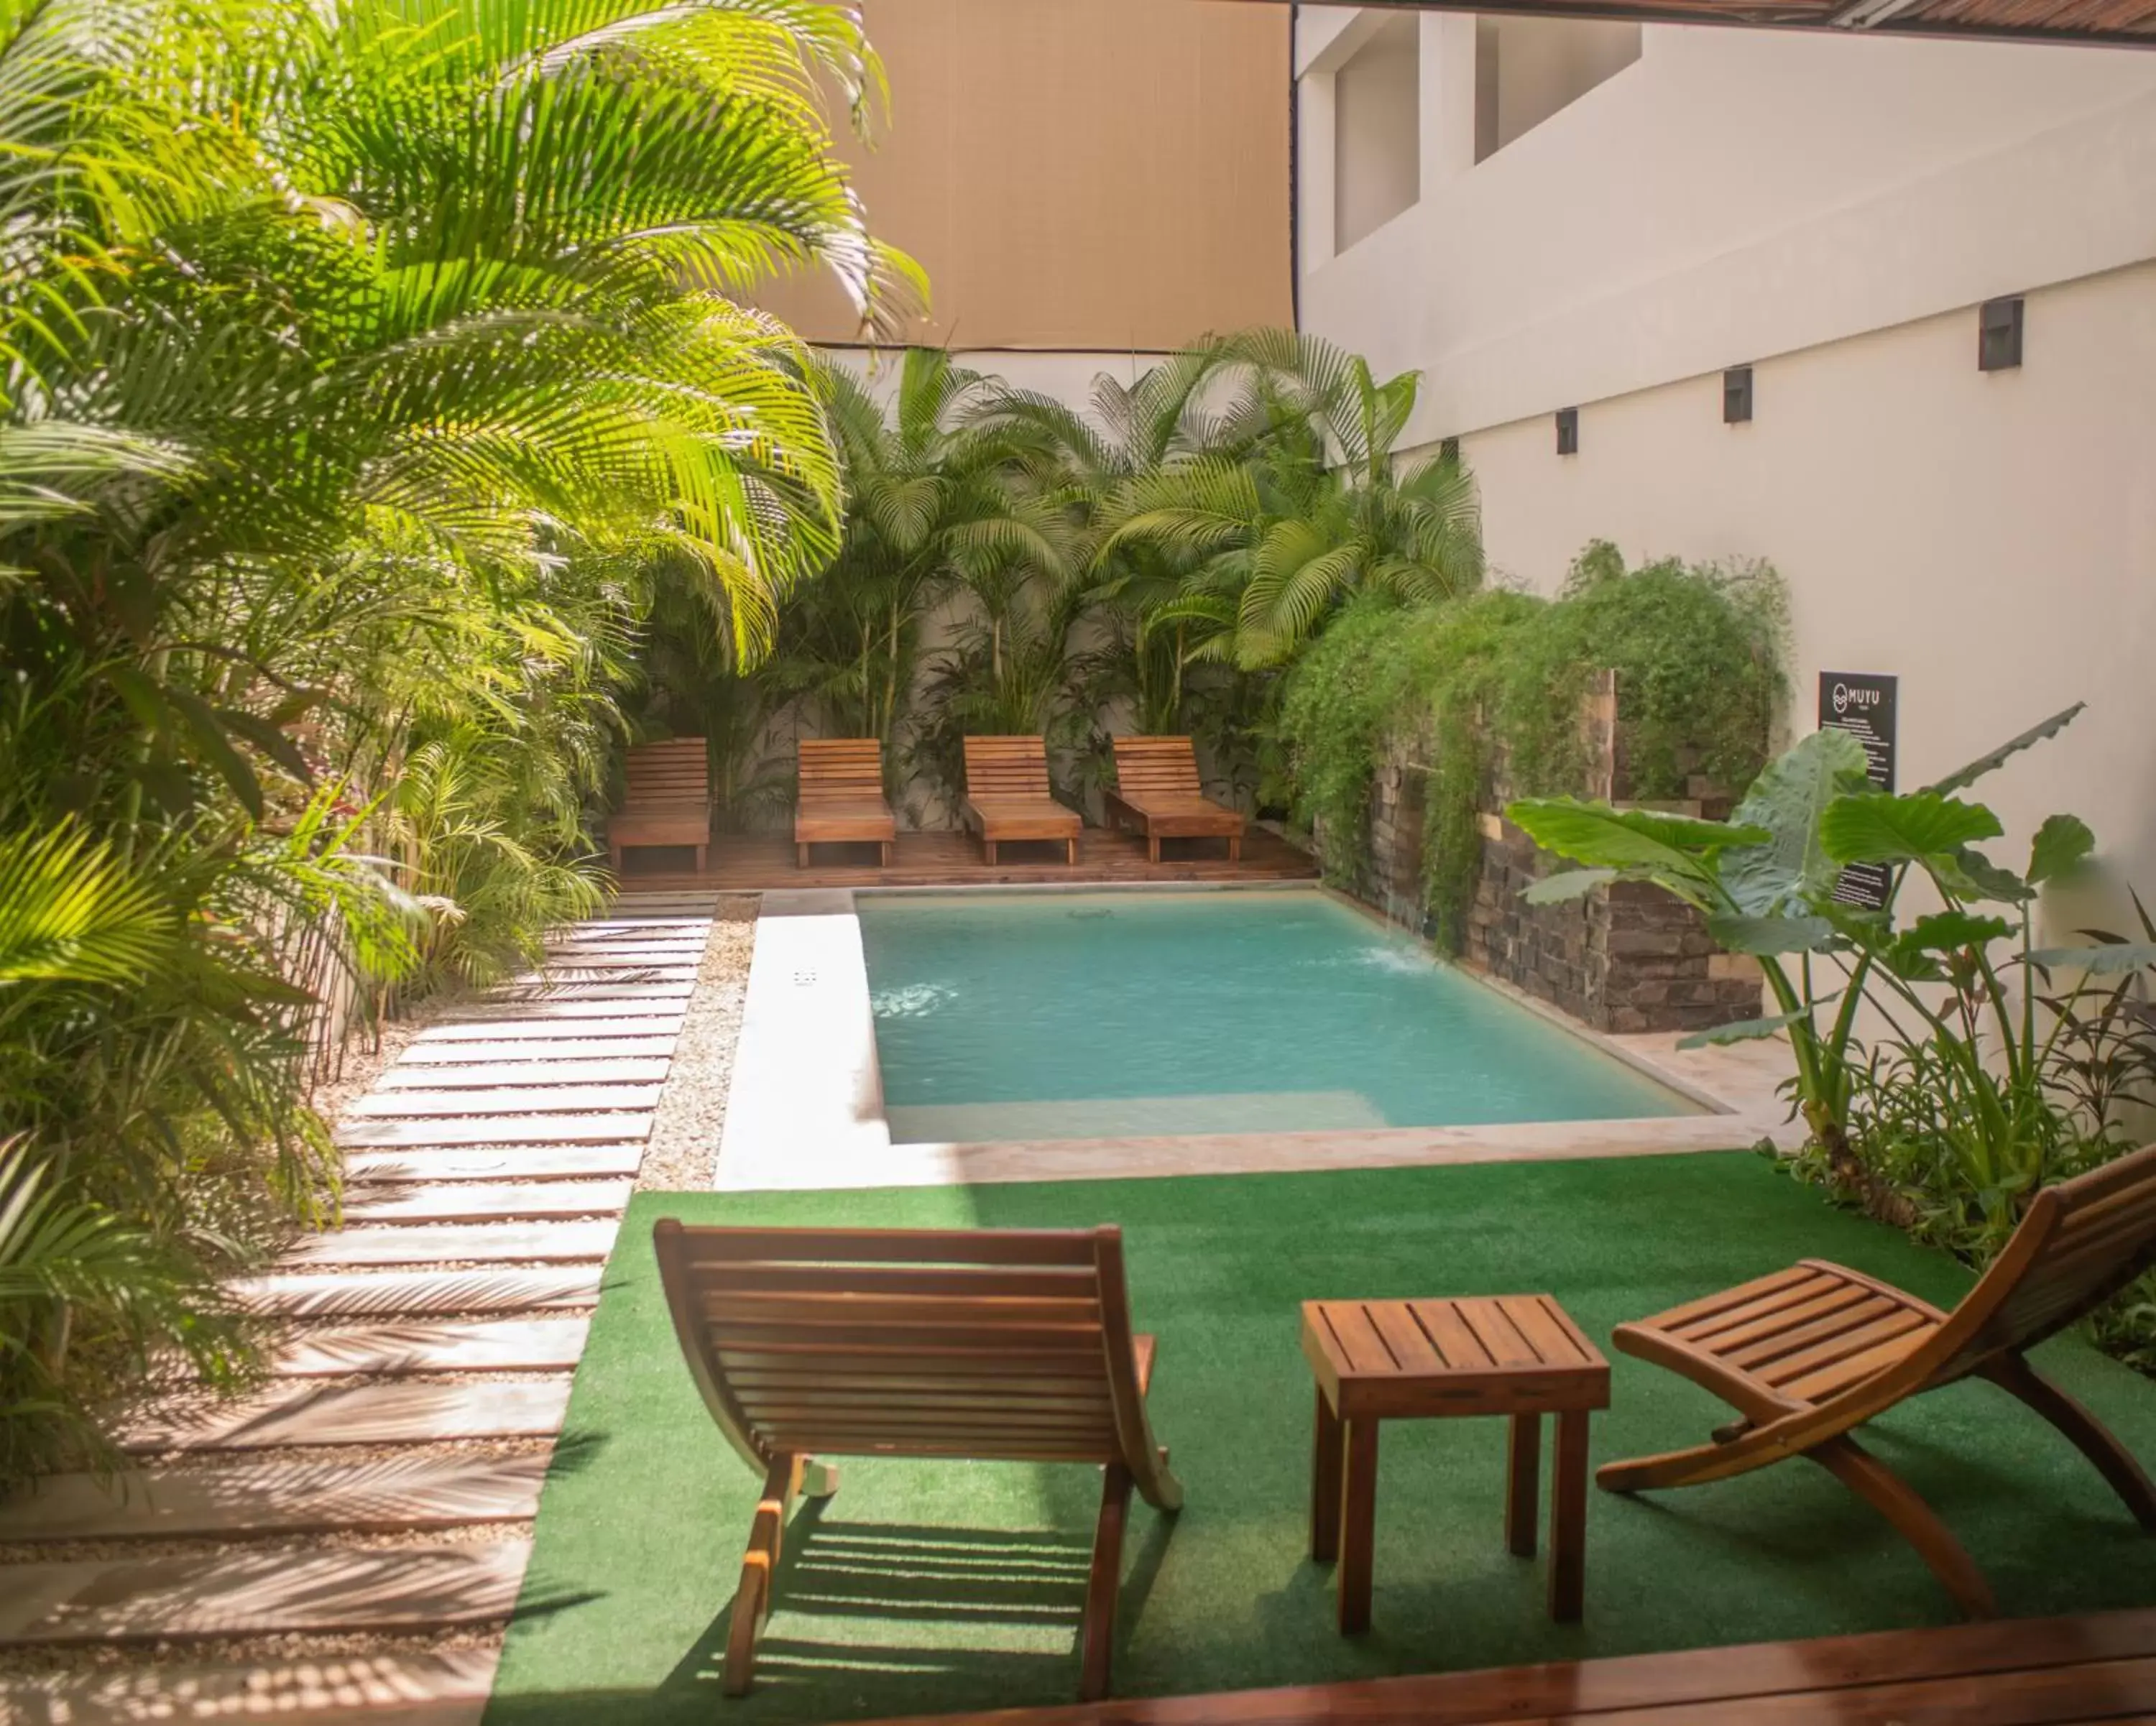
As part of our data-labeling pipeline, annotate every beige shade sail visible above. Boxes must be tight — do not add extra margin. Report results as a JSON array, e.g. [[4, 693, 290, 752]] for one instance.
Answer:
[[755, 0, 1294, 351]]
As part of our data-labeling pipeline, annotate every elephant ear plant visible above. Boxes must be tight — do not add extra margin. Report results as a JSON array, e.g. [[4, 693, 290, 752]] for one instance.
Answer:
[[1508, 702, 2156, 1237]]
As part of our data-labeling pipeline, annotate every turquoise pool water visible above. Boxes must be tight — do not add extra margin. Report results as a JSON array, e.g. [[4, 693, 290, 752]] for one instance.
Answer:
[[858, 890, 1694, 1143]]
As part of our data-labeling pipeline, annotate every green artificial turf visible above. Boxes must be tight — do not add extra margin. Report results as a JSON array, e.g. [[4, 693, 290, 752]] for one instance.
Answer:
[[487, 1153, 2156, 1725]]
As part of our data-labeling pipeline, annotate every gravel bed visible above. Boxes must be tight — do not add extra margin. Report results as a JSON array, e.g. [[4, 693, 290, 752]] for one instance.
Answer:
[[637, 895, 757, 1192]]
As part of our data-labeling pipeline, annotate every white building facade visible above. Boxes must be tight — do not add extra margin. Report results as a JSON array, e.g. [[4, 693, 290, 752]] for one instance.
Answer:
[[1296, 6, 2156, 892]]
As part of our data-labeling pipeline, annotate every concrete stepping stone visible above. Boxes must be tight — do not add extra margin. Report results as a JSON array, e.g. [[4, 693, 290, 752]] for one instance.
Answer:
[[279, 1219, 620, 1268], [346, 1084, 661, 1117], [342, 1143, 645, 1183], [495, 979, 693, 1002], [519, 961, 698, 982], [379, 1057, 670, 1087], [338, 1181, 632, 1227], [411, 1015, 684, 1042], [545, 941, 706, 961], [0, 1649, 497, 1725], [334, 1113, 653, 1148], [436, 997, 686, 1023], [123, 1380, 571, 1452], [274, 1316, 591, 1376], [232, 1266, 604, 1317], [394, 1037, 677, 1064], [0, 1542, 531, 1643], [0, 1455, 551, 1541]]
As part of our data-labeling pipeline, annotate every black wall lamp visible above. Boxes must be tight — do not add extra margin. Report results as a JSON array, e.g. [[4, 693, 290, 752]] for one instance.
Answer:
[[1723, 365, 1754, 423], [1978, 296, 2024, 371], [1555, 407, 1578, 456]]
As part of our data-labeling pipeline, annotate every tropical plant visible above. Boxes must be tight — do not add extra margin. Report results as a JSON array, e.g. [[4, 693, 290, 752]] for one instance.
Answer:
[[1272, 550, 1782, 949], [760, 351, 1077, 812], [1506, 703, 2113, 1199], [0, 0, 908, 1477], [1097, 334, 1483, 668]]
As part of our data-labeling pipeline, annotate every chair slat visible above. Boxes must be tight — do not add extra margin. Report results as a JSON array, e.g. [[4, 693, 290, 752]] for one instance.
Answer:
[[670, 1227, 1100, 1268], [1725, 1294, 1897, 1370], [1759, 1308, 1932, 1389]]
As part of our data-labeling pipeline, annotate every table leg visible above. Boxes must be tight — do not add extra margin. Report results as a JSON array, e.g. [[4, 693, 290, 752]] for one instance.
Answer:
[[1549, 1409, 1589, 1622], [1310, 1388, 1343, 1563], [1337, 1418, 1379, 1635], [1506, 1413, 1541, 1557]]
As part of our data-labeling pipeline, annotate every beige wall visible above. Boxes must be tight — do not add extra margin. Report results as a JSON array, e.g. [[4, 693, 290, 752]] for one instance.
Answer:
[[1449, 263, 2156, 893], [760, 0, 1293, 351]]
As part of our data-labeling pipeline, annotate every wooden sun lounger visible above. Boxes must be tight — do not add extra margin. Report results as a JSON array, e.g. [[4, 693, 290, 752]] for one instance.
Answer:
[[794, 739, 896, 868], [1104, 736, 1245, 864], [607, 738, 710, 874], [961, 735, 1082, 865], [1599, 1141, 2156, 1616], [653, 1221, 1183, 1701]]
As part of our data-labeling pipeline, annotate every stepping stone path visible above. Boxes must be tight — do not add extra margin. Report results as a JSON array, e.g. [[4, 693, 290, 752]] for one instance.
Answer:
[[0, 897, 716, 1725]]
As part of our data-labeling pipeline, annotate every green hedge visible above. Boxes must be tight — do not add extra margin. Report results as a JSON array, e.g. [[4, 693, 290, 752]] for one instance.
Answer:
[[1274, 543, 1787, 948]]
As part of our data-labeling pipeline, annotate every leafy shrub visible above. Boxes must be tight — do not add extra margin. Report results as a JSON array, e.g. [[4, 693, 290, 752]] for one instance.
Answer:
[[1273, 547, 1785, 949]]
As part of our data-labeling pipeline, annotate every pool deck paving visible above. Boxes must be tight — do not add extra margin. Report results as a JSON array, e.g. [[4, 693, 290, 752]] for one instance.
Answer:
[[616, 825, 1322, 892], [0, 903, 711, 1725]]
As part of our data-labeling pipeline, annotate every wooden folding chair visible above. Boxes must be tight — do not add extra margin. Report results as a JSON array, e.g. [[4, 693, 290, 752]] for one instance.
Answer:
[[1600, 1142, 2156, 1615], [652, 1221, 1183, 1699], [1104, 737, 1244, 864], [795, 739, 896, 867], [960, 735, 1081, 865]]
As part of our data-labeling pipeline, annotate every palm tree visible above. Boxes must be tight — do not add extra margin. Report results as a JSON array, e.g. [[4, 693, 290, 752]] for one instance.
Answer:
[[768, 349, 1079, 809], [1095, 333, 1484, 669], [0, 0, 910, 1477]]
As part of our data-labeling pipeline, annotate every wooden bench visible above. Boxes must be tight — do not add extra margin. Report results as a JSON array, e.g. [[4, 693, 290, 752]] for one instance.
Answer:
[[795, 739, 896, 868], [1104, 737, 1244, 864], [607, 739, 709, 875], [961, 736, 1081, 866], [1600, 1140, 2156, 1617], [653, 1221, 1182, 1701], [1302, 1293, 1609, 1633]]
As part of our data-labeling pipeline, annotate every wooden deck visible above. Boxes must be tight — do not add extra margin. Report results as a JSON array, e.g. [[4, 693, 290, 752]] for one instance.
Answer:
[[613, 826, 1318, 892], [883, 1607, 2156, 1726]]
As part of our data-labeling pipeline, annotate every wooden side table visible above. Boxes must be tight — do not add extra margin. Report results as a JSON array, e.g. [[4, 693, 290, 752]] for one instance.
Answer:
[[1300, 1293, 1611, 1633]]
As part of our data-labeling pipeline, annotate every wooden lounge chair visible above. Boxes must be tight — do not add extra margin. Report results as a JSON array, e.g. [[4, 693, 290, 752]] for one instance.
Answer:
[[607, 738, 710, 874], [652, 1220, 1183, 1701], [794, 739, 896, 868], [960, 735, 1082, 865], [1599, 1141, 2156, 1616], [1104, 736, 1245, 864]]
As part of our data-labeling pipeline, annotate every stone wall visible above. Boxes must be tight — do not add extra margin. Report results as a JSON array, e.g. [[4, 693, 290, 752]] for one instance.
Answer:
[[1340, 671, 1764, 1035], [1461, 814, 1762, 1034]]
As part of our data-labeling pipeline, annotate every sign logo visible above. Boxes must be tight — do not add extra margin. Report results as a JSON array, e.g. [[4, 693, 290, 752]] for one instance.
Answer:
[[1830, 681, 1881, 716]]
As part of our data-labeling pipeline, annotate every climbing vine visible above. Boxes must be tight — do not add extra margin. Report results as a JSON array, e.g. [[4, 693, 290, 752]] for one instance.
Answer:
[[1274, 544, 1788, 949]]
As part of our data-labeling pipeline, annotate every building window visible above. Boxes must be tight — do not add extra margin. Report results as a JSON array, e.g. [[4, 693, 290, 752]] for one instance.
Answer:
[[1475, 15, 1641, 164], [1333, 14, 1420, 254]]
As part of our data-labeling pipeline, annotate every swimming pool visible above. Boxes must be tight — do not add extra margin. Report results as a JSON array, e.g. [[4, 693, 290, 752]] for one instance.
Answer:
[[858, 890, 1695, 1144]]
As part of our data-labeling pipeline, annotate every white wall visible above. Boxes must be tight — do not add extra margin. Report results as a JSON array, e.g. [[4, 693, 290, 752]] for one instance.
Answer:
[[1449, 261, 2156, 890], [1333, 14, 1421, 252], [1477, 16, 1640, 160], [1296, 10, 2156, 893]]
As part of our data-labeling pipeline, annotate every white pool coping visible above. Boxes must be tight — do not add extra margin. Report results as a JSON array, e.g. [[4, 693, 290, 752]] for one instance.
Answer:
[[712, 882, 1802, 1194]]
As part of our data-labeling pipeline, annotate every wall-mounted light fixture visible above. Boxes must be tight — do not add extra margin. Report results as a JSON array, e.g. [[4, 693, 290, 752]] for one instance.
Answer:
[[1723, 366, 1754, 424], [1978, 296, 2024, 372], [1555, 407, 1578, 456]]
